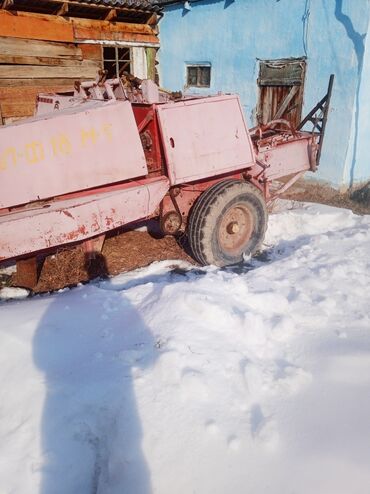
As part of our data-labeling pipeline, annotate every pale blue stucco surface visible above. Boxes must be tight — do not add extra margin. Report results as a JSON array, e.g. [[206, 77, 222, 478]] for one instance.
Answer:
[[158, 0, 370, 187], [351, 13, 370, 185]]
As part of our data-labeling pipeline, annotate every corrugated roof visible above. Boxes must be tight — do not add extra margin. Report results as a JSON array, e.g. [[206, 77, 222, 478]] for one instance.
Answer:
[[154, 0, 184, 5], [4, 0, 162, 23], [76, 0, 161, 11]]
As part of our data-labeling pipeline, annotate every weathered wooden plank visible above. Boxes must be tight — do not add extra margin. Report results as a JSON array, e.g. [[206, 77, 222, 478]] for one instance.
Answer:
[[72, 18, 159, 43], [15, 257, 38, 290], [0, 10, 74, 42], [105, 8, 117, 22], [74, 29, 159, 44], [0, 11, 158, 44], [79, 43, 102, 61], [146, 47, 156, 81], [72, 17, 155, 35], [55, 2, 68, 16], [4, 116, 24, 124], [0, 78, 86, 87], [0, 61, 101, 79], [0, 84, 74, 118], [0, 85, 74, 102], [0, 36, 82, 59], [0, 100, 35, 118], [0, 54, 98, 66]]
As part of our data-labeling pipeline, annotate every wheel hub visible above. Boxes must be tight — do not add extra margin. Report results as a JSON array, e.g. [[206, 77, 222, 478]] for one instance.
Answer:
[[227, 221, 240, 234], [160, 210, 182, 235], [218, 204, 253, 256]]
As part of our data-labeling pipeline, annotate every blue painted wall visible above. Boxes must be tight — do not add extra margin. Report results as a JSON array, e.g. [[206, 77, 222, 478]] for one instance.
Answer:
[[350, 12, 370, 185], [158, 0, 370, 187]]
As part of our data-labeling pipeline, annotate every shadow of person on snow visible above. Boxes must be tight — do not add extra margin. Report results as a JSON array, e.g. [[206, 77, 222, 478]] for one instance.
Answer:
[[33, 253, 155, 494]]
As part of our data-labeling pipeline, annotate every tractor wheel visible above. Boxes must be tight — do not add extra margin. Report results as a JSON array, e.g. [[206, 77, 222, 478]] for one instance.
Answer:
[[187, 180, 268, 266]]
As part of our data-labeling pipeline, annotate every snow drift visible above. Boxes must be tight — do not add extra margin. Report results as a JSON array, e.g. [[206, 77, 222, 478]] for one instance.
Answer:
[[1, 201, 370, 494]]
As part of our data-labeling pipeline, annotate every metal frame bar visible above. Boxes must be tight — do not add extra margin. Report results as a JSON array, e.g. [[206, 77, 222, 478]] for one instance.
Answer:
[[297, 74, 334, 168]]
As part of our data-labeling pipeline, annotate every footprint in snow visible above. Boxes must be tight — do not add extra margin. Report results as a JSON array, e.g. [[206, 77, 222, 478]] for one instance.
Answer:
[[205, 419, 220, 435], [249, 403, 279, 450], [241, 357, 312, 400]]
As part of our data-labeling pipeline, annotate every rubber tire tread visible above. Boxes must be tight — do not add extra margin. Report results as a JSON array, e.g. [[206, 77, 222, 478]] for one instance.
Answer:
[[188, 180, 240, 264], [188, 180, 267, 266]]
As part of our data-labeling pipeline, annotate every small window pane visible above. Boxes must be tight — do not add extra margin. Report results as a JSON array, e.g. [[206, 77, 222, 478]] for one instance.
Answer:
[[104, 60, 117, 78], [187, 67, 198, 86], [186, 65, 211, 87], [117, 47, 130, 62], [199, 67, 210, 86], [103, 46, 116, 60]]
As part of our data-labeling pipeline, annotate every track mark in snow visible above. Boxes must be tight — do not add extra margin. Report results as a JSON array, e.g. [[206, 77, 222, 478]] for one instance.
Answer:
[[241, 357, 312, 403], [205, 419, 220, 435], [249, 404, 279, 449]]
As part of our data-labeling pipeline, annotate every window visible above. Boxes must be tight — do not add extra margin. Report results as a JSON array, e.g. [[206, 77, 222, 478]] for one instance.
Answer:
[[186, 64, 211, 88], [103, 46, 132, 78]]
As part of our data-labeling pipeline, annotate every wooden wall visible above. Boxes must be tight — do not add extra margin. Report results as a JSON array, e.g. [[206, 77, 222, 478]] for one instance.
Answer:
[[0, 9, 158, 124], [0, 37, 102, 122]]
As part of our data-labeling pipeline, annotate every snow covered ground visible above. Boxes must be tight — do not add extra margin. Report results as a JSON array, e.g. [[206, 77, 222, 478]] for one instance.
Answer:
[[1, 201, 370, 494]]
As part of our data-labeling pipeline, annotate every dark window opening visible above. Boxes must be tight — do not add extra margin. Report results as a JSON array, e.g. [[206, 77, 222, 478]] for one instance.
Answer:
[[103, 46, 131, 79], [186, 65, 211, 88], [257, 58, 306, 128]]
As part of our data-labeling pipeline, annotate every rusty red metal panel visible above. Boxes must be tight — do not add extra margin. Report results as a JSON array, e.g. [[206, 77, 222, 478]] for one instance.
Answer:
[[156, 95, 255, 186], [0, 177, 169, 261], [0, 100, 148, 209], [132, 103, 164, 175]]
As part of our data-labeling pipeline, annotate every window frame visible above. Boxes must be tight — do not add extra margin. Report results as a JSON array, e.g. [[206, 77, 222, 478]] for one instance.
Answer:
[[186, 63, 211, 88], [103, 45, 132, 79]]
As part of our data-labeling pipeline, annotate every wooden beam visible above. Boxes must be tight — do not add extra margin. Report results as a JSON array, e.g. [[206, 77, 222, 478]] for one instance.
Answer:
[[72, 18, 158, 43], [273, 85, 299, 120], [15, 257, 39, 290], [0, 0, 14, 10], [55, 2, 68, 16], [146, 13, 158, 34], [0, 10, 158, 44], [79, 43, 102, 61], [105, 8, 117, 22], [147, 13, 158, 26], [72, 16, 156, 36], [0, 10, 74, 42]]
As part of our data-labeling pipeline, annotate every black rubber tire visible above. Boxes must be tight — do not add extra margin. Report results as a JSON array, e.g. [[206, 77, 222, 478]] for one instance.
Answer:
[[187, 180, 268, 266]]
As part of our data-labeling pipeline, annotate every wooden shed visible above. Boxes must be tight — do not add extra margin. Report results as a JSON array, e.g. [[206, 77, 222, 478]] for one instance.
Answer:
[[0, 0, 161, 124]]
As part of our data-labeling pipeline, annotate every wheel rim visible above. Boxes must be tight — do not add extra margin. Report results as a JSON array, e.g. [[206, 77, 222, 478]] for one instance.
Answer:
[[217, 203, 254, 256]]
